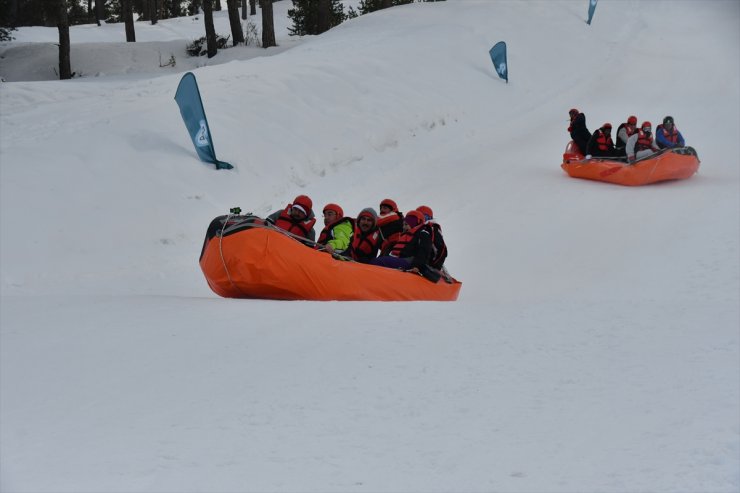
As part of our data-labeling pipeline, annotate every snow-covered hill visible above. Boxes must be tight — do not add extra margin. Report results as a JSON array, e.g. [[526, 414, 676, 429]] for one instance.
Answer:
[[1, 1, 738, 491]]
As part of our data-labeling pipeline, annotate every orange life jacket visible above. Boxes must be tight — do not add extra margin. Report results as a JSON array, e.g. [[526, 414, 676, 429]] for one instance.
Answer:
[[273, 206, 316, 239], [636, 130, 654, 151], [596, 130, 614, 151], [616, 123, 637, 146], [377, 211, 404, 255], [391, 224, 425, 257], [659, 125, 680, 144], [350, 226, 381, 262]]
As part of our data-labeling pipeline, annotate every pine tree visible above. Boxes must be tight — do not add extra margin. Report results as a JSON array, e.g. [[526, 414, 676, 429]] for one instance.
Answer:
[[359, 0, 445, 15], [288, 0, 345, 36]]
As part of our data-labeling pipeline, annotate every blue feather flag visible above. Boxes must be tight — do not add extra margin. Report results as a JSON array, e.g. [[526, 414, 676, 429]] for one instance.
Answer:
[[174, 72, 233, 170], [587, 0, 598, 25], [489, 41, 508, 83]]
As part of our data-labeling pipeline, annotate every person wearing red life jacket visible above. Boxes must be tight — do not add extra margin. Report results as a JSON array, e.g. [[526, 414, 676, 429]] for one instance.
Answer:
[[655, 116, 686, 149], [265, 194, 317, 243], [616, 115, 638, 149], [568, 108, 592, 155], [376, 198, 405, 256], [586, 123, 621, 158], [371, 210, 433, 273], [316, 203, 354, 255], [416, 205, 447, 270], [348, 207, 381, 263], [625, 121, 660, 163]]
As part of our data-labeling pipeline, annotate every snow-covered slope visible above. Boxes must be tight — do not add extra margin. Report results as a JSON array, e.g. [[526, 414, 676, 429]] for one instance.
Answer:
[[1, 1, 738, 491]]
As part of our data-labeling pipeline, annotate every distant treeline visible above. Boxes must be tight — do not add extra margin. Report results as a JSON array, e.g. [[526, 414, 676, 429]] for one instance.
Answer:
[[0, 0, 444, 79], [0, 0, 444, 29]]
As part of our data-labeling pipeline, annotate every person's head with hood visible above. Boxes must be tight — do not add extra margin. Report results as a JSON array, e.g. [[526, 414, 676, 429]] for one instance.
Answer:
[[357, 207, 377, 233]]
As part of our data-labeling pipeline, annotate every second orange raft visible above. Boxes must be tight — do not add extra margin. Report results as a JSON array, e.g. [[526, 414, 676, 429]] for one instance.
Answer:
[[199, 215, 461, 301], [561, 141, 700, 186]]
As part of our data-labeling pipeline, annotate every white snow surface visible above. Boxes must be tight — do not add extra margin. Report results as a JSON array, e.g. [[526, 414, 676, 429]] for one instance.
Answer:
[[1, 1, 739, 491]]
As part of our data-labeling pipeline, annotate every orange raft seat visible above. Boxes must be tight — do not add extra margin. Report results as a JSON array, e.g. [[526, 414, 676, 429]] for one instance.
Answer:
[[199, 215, 462, 301], [561, 141, 700, 186]]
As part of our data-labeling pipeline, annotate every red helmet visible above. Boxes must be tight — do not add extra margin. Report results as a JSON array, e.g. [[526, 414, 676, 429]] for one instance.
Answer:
[[627, 115, 637, 125], [641, 121, 652, 132], [292, 195, 313, 216], [379, 198, 398, 212], [416, 205, 433, 220], [404, 210, 425, 229], [322, 203, 344, 219]]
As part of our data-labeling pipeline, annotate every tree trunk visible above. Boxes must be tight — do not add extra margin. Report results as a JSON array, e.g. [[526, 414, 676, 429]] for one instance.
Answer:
[[8, 0, 18, 25], [261, 0, 275, 48], [150, 0, 158, 24], [203, 0, 218, 58], [122, 0, 135, 41], [57, 0, 72, 79], [214, 0, 221, 11], [249, 0, 256, 16], [95, 0, 104, 25], [87, 0, 93, 23], [241, 0, 246, 19], [226, 0, 244, 45], [317, 0, 330, 34], [140, 0, 150, 20]]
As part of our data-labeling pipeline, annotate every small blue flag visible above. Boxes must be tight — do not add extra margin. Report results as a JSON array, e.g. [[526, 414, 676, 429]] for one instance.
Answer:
[[489, 41, 508, 83], [587, 0, 598, 25], [174, 72, 233, 170]]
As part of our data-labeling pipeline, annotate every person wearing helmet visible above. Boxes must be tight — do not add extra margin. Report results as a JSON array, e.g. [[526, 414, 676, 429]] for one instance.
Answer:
[[371, 210, 434, 276], [316, 203, 354, 255], [568, 108, 592, 155], [347, 208, 381, 263], [655, 116, 686, 149], [416, 205, 447, 270], [376, 198, 404, 256], [616, 115, 639, 149], [625, 121, 660, 163], [586, 123, 621, 158], [266, 194, 317, 243]]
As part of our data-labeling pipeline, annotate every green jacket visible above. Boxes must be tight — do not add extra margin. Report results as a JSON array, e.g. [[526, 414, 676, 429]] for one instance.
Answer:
[[318, 218, 354, 253]]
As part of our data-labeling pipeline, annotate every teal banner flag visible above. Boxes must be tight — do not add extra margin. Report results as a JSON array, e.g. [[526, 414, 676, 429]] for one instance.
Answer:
[[489, 41, 508, 83], [174, 72, 233, 170], [587, 0, 598, 25]]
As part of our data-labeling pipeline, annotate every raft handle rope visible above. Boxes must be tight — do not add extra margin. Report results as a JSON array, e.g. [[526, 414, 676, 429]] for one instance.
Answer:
[[221, 215, 356, 263]]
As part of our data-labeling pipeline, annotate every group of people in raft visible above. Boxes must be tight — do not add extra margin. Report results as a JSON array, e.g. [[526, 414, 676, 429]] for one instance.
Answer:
[[568, 108, 686, 163], [264, 196, 447, 277]]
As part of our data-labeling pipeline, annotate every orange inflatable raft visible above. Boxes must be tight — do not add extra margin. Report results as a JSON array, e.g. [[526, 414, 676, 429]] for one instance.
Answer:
[[199, 215, 461, 301], [561, 141, 700, 186]]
